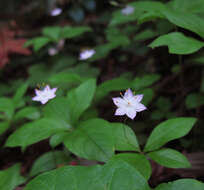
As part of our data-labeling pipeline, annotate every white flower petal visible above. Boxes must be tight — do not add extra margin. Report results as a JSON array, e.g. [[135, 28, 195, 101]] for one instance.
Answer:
[[79, 49, 95, 60], [134, 94, 143, 102], [41, 99, 49, 104], [121, 6, 134, 15], [115, 108, 126, 116], [50, 8, 62, 16], [126, 108, 137, 120], [112, 97, 126, 107], [32, 96, 41, 101], [135, 103, 147, 112], [35, 89, 41, 96], [44, 85, 51, 91], [48, 47, 58, 56], [51, 88, 57, 93], [124, 88, 134, 100]]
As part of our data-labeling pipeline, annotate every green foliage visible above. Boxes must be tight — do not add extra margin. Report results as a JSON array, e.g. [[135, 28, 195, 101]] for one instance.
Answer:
[[0, 164, 25, 190], [111, 153, 151, 180], [24, 160, 151, 190], [155, 179, 204, 190], [2, 0, 204, 189], [14, 107, 40, 121], [161, 7, 204, 39], [149, 32, 204, 55], [147, 148, 191, 168], [25, 26, 92, 51], [64, 119, 139, 162], [29, 151, 70, 177], [0, 97, 15, 120], [171, 0, 204, 14], [144, 117, 197, 152], [185, 93, 204, 109], [5, 118, 69, 149], [66, 79, 96, 124]]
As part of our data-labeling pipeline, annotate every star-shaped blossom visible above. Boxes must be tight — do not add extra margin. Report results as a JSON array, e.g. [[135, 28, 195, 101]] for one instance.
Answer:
[[79, 49, 95, 60], [121, 6, 135, 15], [32, 85, 57, 104], [48, 47, 58, 56], [50, 8, 62, 16], [112, 88, 147, 120]]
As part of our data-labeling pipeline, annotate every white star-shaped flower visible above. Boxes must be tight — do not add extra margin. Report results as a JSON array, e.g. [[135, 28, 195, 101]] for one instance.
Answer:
[[79, 49, 95, 60], [121, 6, 135, 15], [48, 47, 58, 56], [112, 88, 147, 120], [32, 85, 57, 104], [50, 8, 62, 16]]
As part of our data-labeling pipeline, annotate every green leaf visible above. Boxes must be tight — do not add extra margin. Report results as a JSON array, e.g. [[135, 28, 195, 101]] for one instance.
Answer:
[[111, 122, 140, 152], [110, 8, 142, 26], [14, 107, 40, 121], [111, 153, 151, 180], [0, 121, 10, 135], [32, 37, 51, 52], [106, 27, 130, 46], [155, 179, 204, 190], [25, 165, 103, 190], [29, 151, 70, 177], [95, 77, 132, 102], [0, 164, 26, 190], [5, 118, 69, 148], [132, 74, 160, 91], [64, 119, 140, 162], [161, 8, 204, 39], [144, 117, 197, 152], [137, 11, 164, 24], [42, 26, 61, 41], [0, 97, 14, 120], [49, 72, 82, 86], [148, 148, 191, 168], [185, 93, 204, 109], [149, 32, 204, 55], [134, 29, 157, 41], [67, 79, 96, 123], [172, 0, 204, 14], [101, 159, 151, 190], [110, 1, 166, 26], [43, 97, 72, 129], [64, 119, 115, 162], [49, 132, 68, 148], [61, 26, 91, 39], [24, 159, 151, 190], [12, 83, 28, 108]]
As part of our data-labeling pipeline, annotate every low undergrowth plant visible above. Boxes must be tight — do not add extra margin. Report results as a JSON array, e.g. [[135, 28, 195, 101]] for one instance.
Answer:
[[1, 0, 204, 189]]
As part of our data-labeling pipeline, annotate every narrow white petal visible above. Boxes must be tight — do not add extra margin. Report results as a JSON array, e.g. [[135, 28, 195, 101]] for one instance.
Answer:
[[115, 108, 126, 116], [35, 89, 41, 96], [44, 85, 51, 91], [124, 88, 133, 99], [134, 94, 143, 102], [50, 8, 62, 16], [51, 88, 57, 93], [121, 6, 134, 15], [112, 97, 126, 107], [40, 98, 49, 104], [126, 109, 137, 120], [32, 96, 41, 101], [48, 93, 56, 99], [135, 103, 147, 112]]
